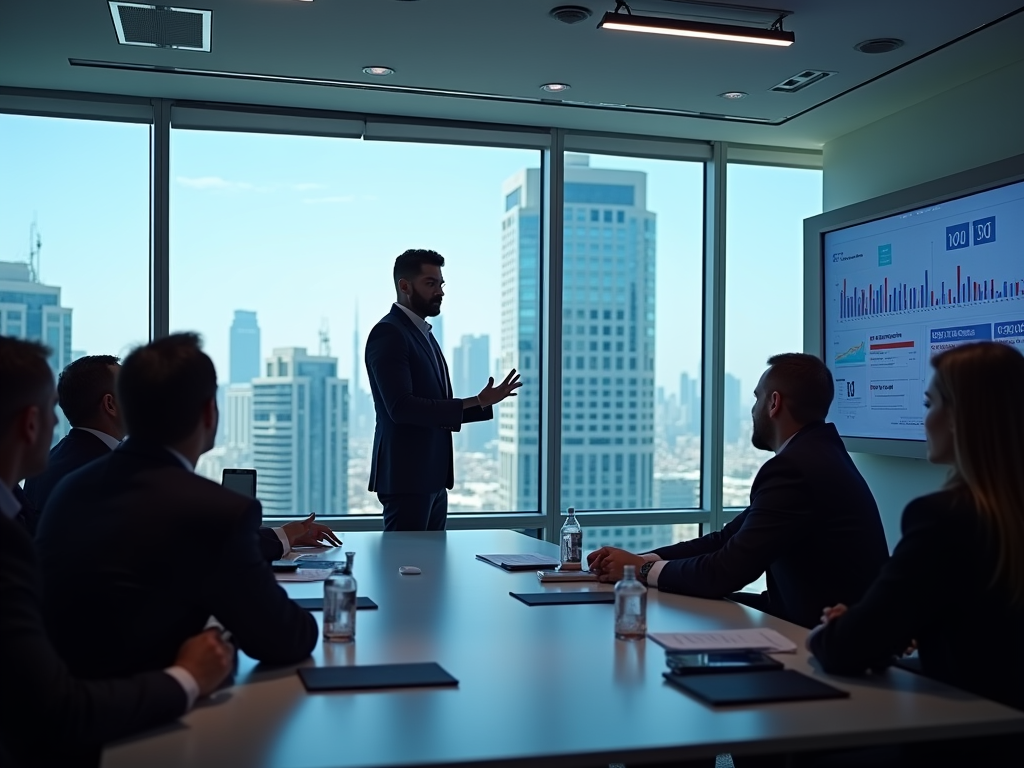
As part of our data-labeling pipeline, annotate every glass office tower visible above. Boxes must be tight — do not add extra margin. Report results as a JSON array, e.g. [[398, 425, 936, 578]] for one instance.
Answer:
[[252, 347, 349, 516], [229, 309, 261, 385], [499, 155, 656, 513]]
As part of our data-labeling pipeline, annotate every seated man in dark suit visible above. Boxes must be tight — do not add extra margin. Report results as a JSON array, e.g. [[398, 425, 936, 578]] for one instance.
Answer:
[[588, 353, 890, 628], [36, 333, 318, 680], [0, 335, 232, 768], [23, 354, 339, 557]]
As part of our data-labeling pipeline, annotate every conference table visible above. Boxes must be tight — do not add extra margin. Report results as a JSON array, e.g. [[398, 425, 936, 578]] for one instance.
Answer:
[[103, 529, 1024, 768]]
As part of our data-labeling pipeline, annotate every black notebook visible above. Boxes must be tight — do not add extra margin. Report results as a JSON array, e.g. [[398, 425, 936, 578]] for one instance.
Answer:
[[510, 591, 615, 606], [299, 663, 458, 692], [294, 596, 378, 611], [664, 669, 849, 706], [476, 553, 560, 571]]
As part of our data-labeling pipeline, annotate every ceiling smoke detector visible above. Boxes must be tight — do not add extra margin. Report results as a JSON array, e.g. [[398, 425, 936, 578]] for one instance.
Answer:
[[550, 5, 592, 24], [108, 2, 212, 51], [855, 38, 904, 54]]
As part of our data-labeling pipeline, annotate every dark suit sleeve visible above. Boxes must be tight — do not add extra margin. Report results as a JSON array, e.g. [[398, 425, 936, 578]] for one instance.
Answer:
[[366, 323, 465, 428], [461, 404, 493, 425], [12, 484, 40, 537], [652, 457, 808, 598], [809, 499, 940, 675], [651, 508, 749, 561], [0, 516, 187, 758], [204, 501, 317, 666], [257, 526, 285, 561]]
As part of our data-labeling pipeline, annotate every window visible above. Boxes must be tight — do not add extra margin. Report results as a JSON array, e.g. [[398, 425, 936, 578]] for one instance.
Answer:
[[170, 128, 540, 515], [561, 153, 702, 513], [0, 114, 151, 444], [723, 165, 822, 506], [583, 524, 699, 554]]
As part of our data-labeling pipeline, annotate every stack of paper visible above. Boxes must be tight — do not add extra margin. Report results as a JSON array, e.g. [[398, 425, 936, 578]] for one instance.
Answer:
[[275, 567, 336, 583], [648, 628, 797, 654]]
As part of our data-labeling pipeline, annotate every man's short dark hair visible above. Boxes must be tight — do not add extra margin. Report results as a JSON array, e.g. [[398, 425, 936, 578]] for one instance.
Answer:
[[393, 249, 444, 286], [118, 333, 217, 444], [0, 336, 54, 435], [764, 353, 834, 424], [57, 355, 120, 427]]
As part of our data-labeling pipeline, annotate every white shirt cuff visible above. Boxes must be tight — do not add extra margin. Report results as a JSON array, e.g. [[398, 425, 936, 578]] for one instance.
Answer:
[[272, 527, 290, 557], [639, 553, 665, 588], [164, 665, 201, 710]]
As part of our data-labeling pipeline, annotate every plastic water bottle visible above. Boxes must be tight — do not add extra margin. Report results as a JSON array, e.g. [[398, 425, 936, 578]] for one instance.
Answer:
[[559, 507, 582, 570], [323, 551, 357, 642], [614, 564, 647, 641]]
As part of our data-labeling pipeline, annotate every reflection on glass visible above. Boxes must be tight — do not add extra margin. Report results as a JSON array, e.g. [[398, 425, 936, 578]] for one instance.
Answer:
[[169, 131, 540, 515], [724, 165, 823, 506], [560, 153, 704, 514], [583, 524, 699, 555], [0, 114, 150, 445]]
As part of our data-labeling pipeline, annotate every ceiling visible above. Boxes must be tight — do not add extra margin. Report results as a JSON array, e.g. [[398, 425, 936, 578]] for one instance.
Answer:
[[2, 0, 1023, 149]]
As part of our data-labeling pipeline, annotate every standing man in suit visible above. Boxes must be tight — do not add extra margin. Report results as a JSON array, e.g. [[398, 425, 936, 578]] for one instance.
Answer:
[[0, 336, 232, 768], [588, 353, 889, 628], [36, 333, 318, 680], [366, 249, 521, 531], [23, 354, 338, 558]]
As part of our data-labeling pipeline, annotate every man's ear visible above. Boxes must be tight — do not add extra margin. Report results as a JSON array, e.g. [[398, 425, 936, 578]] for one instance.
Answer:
[[203, 397, 217, 429], [19, 405, 41, 446], [768, 391, 783, 418], [102, 393, 117, 417]]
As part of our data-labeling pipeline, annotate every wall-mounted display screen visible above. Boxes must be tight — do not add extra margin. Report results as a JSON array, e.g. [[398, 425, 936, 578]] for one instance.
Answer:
[[822, 179, 1024, 441]]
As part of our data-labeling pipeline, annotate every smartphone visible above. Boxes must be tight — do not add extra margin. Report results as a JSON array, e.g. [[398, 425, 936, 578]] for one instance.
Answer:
[[665, 650, 784, 675], [222, 468, 256, 498], [270, 560, 299, 573]]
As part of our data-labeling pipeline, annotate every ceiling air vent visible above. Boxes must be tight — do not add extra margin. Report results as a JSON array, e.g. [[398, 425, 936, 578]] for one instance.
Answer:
[[771, 70, 835, 93], [108, 2, 212, 51], [550, 6, 593, 24]]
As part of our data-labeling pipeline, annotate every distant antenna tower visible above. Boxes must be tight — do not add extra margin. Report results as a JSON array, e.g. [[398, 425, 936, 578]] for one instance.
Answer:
[[318, 318, 331, 357], [28, 218, 42, 282]]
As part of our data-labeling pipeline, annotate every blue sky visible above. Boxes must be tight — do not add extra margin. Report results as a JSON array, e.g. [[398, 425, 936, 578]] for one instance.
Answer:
[[0, 113, 821, 407]]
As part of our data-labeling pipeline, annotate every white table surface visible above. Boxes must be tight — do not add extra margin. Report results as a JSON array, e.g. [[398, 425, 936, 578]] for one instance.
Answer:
[[103, 529, 1024, 768]]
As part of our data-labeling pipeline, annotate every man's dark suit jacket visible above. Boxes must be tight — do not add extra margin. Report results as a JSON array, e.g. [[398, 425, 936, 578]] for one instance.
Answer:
[[35, 439, 318, 679], [0, 511, 186, 768], [22, 426, 285, 560], [651, 421, 889, 628], [365, 304, 492, 494], [23, 428, 110, 516], [811, 488, 1024, 712]]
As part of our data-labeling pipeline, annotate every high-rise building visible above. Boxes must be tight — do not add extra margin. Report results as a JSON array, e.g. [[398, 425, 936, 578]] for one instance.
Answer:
[[229, 310, 260, 385], [679, 372, 701, 436], [499, 155, 656, 512], [0, 261, 73, 443], [225, 383, 253, 460], [252, 347, 349, 517], [431, 314, 444, 356], [452, 334, 495, 452], [724, 373, 742, 444], [349, 304, 373, 435]]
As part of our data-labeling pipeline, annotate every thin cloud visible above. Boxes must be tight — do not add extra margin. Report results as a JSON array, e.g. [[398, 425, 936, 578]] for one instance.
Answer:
[[303, 195, 356, 204], [176, 176, 255, 191], [290, 182, 327, 192]]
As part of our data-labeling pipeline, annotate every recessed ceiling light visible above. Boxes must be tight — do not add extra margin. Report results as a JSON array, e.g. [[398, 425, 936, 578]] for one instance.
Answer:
[[854, 38, 904, 54], [719, 91, 748, 99], [541, 83, 571, 93], [362, 66, 394, 76]]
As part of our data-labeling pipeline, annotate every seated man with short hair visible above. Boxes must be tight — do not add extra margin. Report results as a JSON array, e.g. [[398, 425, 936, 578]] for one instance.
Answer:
[[0, 335, 232, 768], [24, 354, 339, 556], [36, 333, 318, 679], [588, 353, 890, 628]]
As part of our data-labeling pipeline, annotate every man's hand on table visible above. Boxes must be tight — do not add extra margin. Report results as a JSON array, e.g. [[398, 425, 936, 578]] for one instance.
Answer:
[[587, 546, 646, 583]]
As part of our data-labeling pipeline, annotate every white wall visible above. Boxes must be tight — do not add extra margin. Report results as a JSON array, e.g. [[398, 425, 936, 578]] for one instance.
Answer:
[[821, 57, 1024, 547]]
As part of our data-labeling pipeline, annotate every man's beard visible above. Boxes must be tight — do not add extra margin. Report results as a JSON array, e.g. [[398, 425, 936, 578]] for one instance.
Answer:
[[411, 290, 442, 317], [750, 407, 772, 452]]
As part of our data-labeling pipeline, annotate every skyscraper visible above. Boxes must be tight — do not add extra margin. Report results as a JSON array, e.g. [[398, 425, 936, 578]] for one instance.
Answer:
[[349, 304, 373, 435], [724, 373, 742, 444], [252, 347, 349, 517], [499, 155, 656, 512], [452, 334, 494, 452], [225, 384, 253, 460], [229, 310, 260, 385], [0, 260, 73, 443]]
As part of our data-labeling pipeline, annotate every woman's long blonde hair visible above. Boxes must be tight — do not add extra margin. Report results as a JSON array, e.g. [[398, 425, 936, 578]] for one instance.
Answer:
[[931, 341, 1024, 604]]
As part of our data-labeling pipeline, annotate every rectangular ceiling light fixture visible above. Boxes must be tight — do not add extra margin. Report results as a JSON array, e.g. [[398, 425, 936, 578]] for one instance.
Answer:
[[598, 12, 794, 46], [108, 2, 212, 51]]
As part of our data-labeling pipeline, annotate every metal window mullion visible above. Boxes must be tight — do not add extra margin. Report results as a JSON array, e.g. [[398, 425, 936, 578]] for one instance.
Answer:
[[539, 129, 566, 543], [702, 142, 727, 531], [150, 98, 170, 340]]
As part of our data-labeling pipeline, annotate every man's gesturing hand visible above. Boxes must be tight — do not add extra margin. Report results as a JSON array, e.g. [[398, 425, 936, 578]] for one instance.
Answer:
[[174, 628, 233, 697], [476, 369, 523, 408], [283, 513, 342, 548]]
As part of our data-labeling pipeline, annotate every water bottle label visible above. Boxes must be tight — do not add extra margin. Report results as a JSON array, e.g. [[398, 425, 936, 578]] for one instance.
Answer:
[[561, 531, 582, 563]]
